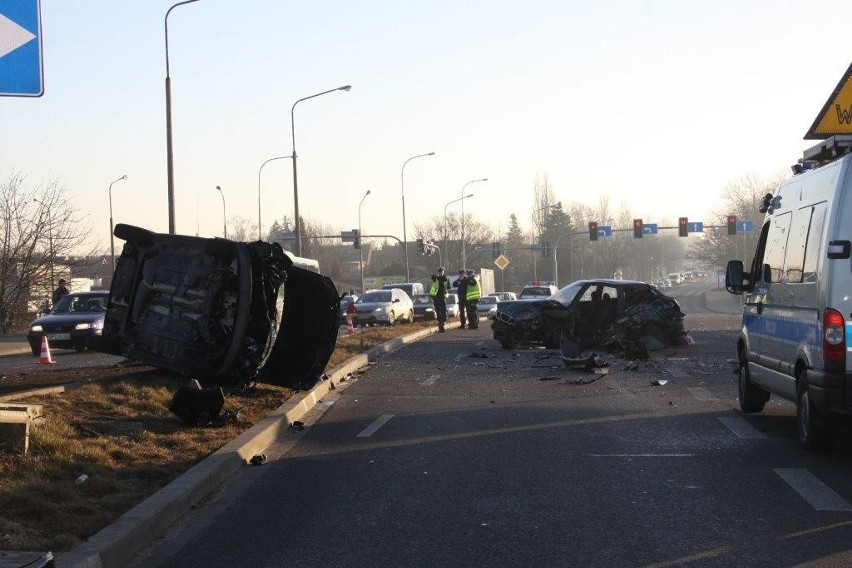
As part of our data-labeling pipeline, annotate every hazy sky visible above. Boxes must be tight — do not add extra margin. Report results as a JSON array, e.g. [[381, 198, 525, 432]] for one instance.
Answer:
[[1, 0, 850, 251]]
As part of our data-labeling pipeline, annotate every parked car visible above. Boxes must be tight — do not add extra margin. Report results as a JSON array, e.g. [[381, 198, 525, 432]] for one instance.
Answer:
[[412, 294, 437, 320], [476, 296, 499, 317], [93, 224, 340, 392], [446, 293, 460, 318], [350, 288, 414, 326], [27, 290, 110, 356], [518, 284, 559, 300], [491, 279, 685, 350], [381, 282, 424, 298], [490, 291, 517, 302]]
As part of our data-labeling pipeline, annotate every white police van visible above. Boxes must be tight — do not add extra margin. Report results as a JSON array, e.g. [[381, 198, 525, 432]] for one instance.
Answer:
[[726, 135, 852, 450]]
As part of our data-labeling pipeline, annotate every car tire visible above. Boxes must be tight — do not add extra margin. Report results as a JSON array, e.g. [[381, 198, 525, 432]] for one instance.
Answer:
[[113, 223, 155, 246], [30, 343, 40, 357], [388, 311, 395, 326], [797, 379, 831, 451], [738, 352, 768, 413], [407, 310, 414, 324], [543, 328, 561, 349]]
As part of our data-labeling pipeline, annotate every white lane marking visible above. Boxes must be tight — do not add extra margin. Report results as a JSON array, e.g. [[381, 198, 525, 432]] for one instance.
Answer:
[[587, 454, 694, 458], [454, 353, 467, 362], [666, 366, 690, 378], [421, 374, 440, 386], [774, 468, 852, 512], [687, 387, 717, 401], [357, 415, 394, 438], [717, 416, 765, 439], [476, 341, 484, 346]]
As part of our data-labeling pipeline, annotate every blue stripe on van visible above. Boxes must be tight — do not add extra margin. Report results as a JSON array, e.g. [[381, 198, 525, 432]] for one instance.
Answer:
[[848, 323, 852, 352], [744, 313, 821, 350]]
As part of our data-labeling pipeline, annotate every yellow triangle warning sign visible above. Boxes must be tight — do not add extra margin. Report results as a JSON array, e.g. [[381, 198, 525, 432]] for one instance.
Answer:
[[806, 62, 852, 140]]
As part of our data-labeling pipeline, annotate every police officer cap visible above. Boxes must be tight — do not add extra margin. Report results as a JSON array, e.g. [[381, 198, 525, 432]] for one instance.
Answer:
[[438, 267, 445, 272], [466, 269, 474, 275]]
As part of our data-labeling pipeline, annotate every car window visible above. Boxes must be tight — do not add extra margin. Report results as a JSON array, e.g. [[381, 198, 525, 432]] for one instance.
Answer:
[[479, 297, 496, 305], [53, 294, 108, 313], [550, 282, 584, 306], [413, 296, 432, 305], [361, 291, 391, 303]]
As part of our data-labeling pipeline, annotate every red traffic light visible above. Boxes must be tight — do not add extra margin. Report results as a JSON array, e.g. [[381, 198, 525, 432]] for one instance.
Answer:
[[678, 217, 688, 237], [588, 222, 598, 241], [727, 215, 737, 235]]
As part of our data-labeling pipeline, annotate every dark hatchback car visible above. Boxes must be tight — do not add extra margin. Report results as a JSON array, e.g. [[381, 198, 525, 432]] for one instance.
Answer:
[[412, 294, 437, 321], [27, 290, 110, 355], [491, 279, 685, 350], [92, 224, 340, 391]]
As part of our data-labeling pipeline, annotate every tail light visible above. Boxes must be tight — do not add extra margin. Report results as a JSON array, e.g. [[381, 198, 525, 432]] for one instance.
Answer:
[[823, 308, 846, 365]]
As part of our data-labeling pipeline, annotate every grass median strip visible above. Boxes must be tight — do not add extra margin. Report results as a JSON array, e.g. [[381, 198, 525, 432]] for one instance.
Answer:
[[0, 321, 437, 552]]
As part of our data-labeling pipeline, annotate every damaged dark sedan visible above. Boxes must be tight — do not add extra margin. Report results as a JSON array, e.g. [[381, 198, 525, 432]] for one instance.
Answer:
[[92, 224, 340, 392], [491, 279, 685, 352]]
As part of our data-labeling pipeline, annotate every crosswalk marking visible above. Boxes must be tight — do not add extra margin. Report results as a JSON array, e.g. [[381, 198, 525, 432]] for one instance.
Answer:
[[687, 387, 717, 401], [774, 468, 852, 512], [421, 374, 440, 386], [717, 416, 765, 439], [356, 415, 394, 438]]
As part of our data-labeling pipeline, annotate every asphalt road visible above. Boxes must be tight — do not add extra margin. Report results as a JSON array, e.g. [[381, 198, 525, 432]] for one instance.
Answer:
[[120, 282, 852, 566]]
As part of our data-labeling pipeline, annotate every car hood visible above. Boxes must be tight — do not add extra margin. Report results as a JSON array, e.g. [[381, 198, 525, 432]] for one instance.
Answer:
[[492, 299, 566, 327], [32, 313, 104, 326]]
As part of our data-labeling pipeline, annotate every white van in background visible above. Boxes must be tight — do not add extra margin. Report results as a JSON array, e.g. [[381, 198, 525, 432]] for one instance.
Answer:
[[725, 135, 852, 450]]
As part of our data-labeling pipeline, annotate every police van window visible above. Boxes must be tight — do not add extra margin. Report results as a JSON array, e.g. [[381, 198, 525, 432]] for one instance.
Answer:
[[764, 211, 792, 284], [749, 222, 770, 285], [784, 208, 810, 283], [802, 203, 827, 283]]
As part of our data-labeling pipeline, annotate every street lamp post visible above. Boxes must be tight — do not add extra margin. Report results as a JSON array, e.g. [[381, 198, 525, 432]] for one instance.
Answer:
[[216, 185, 227, 239], [358, 189, 371, 294], [108, 175, 128, 270], [290, 85, 352, 256], [460, 178, 487, 268], [443, 193, 473, 267], [164, 0, 200, 235], [401, 152, 435, 282], [33, 198, 54, 287], [257, 156, 292, 240]]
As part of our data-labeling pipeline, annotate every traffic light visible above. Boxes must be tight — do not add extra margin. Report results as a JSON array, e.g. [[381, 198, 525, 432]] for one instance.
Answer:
[[633, 219, 643, 239], [589, 222, 598, 241], [416, 238, 425, 254], [353, 229, 361, 249], [540, 241, 550, 257], [678, 217, 688, 237], [727, 215, 737, 236], [493, 241, 500, 258]]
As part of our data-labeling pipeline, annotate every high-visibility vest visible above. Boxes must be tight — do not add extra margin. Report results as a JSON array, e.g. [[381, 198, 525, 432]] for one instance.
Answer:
[[466, 278, 481, 301], [430, 281, 439, 297]]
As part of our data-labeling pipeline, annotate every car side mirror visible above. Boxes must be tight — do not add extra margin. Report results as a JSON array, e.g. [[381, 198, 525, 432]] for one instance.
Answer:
[[725, 260, 744, 295], [393, 298, 400, 303]]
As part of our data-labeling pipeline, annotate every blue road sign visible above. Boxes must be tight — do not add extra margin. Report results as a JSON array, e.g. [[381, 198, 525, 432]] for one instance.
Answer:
[[737, 221, 753, 233], [0, 0, 43, 97], [687, 221, 704, 233], [598, 225, 613, 237], [642, 223, 658, 235]]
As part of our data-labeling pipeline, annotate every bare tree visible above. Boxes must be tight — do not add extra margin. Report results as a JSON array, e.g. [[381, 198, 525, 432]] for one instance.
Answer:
[[531, 173, 557, 238], [0, 171, 93, 331], [228, 216, 258, 243]]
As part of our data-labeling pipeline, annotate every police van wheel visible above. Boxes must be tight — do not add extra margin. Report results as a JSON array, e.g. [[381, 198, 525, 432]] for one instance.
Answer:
[[738, 355, 768, 413], [797, 381, 831, 451]]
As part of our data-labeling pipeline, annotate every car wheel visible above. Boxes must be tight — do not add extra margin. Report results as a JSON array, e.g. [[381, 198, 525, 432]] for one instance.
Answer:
[[407, 310, 414, 324], [797, 379, 831, 451], [30, 343, 40, 357], [738, 352, 768, 413], [113, 223, 155, 246], [543, 328, 561, 349], [388, 311, 395, 326]]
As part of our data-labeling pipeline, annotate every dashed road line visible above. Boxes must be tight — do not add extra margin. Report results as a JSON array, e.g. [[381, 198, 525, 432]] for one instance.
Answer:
[[666, 366, 690, 378], [717, 416, 766, 439], [454, 353, 467, 362], [774, 468, 852, 512], [357, 415, 395, 438], [687, 387, 717, 401], [475, 341, 484, 346], [421, 374, 440, 386]]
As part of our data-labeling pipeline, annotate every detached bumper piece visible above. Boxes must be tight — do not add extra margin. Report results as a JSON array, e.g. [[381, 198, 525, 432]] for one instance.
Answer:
[[96, 224, 339, 390]]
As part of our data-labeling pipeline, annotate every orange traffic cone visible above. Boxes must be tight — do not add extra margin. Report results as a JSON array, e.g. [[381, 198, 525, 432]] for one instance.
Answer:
[[346, 314, 355, 335], [38, 336, 56, 365]]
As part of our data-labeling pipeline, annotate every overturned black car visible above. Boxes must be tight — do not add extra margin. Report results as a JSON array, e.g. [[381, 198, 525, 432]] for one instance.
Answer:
[[92, 224, 340, 391], [491, 279, 685, 352]]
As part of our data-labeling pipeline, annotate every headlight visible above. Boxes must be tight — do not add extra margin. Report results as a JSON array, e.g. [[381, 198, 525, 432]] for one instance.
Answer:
[[374, 307, 388, 313], [75, 322, 91, 330], [31, 325, 43, 332]]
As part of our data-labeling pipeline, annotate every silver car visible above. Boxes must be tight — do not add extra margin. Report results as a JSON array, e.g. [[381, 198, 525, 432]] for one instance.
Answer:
[[446, 293, 460, 318], [476, 296, 499, 316], [350, 289, 414, 326]]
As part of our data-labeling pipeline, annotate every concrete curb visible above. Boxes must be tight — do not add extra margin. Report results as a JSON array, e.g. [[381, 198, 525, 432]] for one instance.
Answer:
[[57, 322, 450, 568]]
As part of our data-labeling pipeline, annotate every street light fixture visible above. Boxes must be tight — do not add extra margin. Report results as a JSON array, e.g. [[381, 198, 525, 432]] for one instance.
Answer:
[[164, 0, 200, 235], [460, 178, 487, 268], [257, 155, 292, 240], [290, 84, 352, 256], [358, 189, 371, 294], [108, 174, 128, 271], [32, 198, 55, 287], [216, 185, 227, 239], [444, 193, 473, 265], [400, 152, 435, 282]]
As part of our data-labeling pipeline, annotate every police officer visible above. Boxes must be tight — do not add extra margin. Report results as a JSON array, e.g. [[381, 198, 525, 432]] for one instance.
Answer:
[[464, 269, 482, 329], [430, 267, 450, 332], [454, 269, 469, 329]]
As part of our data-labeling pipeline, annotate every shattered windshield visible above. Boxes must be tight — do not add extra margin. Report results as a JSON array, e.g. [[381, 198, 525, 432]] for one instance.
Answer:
[[361, 291, 392, 303], [549, 281, 584, 307]]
